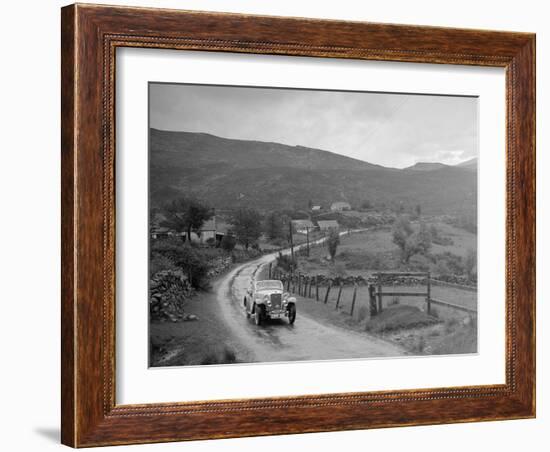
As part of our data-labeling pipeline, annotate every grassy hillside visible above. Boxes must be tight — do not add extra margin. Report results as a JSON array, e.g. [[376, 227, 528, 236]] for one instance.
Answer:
[[150, 129, 477, 215]]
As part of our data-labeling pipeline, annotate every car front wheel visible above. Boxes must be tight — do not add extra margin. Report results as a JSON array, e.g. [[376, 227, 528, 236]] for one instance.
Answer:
[[254, 305, 264, 326], [288, 304, 296, 325]]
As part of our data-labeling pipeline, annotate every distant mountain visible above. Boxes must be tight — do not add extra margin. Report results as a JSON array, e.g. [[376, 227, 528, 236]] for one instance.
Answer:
[[456, 158, 477, 170], [149, 129, 477, 216], [150, 128, 388, 172], [405, 162, 450, 171]]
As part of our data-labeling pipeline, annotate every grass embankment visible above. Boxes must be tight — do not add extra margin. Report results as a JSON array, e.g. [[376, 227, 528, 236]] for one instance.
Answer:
[[364, 304, 477, 355], [364, 305, 440, 333]]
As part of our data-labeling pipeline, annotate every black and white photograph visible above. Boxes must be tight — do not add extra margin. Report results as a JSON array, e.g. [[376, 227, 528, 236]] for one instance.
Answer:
[[148, 83, 479, 367]]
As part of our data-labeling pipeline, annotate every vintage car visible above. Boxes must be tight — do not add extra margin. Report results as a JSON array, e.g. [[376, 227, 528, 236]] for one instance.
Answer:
[[244, 279, 296, 325]]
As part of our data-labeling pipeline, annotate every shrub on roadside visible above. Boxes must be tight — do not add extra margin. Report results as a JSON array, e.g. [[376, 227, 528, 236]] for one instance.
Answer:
[[276, 252, 297, 273], [149, 253, 176, 277], [328, 262, 347, 278], [220, 234, 236, 252]]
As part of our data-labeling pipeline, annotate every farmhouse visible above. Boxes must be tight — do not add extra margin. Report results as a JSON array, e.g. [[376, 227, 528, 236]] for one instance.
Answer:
[[291, 219, 315, 234], [311, 205, 322, 211], [199, 216, 230, 244], [330, 201, 351, 211], [317, 220, 339, 231]]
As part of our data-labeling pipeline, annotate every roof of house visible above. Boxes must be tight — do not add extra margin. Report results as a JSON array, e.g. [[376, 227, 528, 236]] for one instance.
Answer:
[[311, 205, 322, 210], [317, 220, 339, 228], [330, 201, 351, 208], [200, 218, 217, 231], [291, 219, 315, 229], [151, 226, 171, 233]]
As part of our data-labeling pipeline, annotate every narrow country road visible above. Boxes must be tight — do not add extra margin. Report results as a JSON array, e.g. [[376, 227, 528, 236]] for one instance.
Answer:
[[215, 241, 404, 364]]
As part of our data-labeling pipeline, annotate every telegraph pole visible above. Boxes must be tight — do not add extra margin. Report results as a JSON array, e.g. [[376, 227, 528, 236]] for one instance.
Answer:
[[289, 221, 295, 262], [306, 226, 310, 257]]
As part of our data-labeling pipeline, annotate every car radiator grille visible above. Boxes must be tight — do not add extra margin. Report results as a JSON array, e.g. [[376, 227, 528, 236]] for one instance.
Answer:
[[270, 293, 282, 309]]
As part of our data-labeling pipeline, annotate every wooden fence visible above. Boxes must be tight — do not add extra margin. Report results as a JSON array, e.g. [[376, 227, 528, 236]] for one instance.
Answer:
[[269, 267, 477, 319]]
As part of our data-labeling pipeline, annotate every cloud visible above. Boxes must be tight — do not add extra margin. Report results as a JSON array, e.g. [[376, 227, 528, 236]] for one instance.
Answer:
[[150, 83, 478, 168]]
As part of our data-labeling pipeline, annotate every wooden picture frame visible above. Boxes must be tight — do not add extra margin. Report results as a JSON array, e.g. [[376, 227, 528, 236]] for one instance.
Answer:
[[61, 3, 535, 447]]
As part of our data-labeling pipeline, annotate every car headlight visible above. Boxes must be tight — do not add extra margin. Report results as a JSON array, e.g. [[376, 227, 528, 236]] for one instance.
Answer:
[[264, 295, 270, 304]]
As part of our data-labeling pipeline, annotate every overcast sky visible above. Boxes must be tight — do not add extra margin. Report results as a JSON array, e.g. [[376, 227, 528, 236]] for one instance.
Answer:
[[149, 83, 477, 169]]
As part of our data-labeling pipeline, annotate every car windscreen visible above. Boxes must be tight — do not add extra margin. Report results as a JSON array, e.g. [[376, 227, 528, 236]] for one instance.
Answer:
[[256, 281, 283, 291]]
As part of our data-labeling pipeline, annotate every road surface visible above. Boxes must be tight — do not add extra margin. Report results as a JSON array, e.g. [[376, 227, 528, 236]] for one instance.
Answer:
[[215, 248, 404, 363]]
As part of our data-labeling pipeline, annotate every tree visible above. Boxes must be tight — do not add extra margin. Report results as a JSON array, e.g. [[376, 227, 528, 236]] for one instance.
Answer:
[[361, 199, 372, 210], [264, 211, 284, 240], [392, 215, 414, 255], [464, 248, 477, 281], [149, 207, 159, 235], [326, 228, 340, 261], [161, 197, 213, 242], [229, 208, 263, 250], [220, 234, 236, 253], [392, 216, 431, 263], [416, 222, 432, 255]]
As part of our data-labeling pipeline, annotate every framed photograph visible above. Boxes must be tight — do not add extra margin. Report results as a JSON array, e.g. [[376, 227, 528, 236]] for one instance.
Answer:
[[61, 4, 536, 447]]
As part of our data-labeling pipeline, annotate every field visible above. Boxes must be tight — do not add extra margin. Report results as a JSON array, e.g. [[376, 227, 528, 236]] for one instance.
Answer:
[[295, 222, 476, 278]]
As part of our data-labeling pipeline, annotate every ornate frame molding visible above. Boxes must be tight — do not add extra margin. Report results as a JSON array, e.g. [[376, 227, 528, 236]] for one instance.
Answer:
[[62, 4, 535, 447]]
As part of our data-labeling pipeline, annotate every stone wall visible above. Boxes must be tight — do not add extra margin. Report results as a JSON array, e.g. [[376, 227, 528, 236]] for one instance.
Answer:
[[149, 270, 195, 322]]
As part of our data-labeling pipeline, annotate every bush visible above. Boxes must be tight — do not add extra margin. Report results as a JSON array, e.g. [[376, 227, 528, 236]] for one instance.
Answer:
[[464, 248, 477, 282], [151, 239, 211, 290], [276, 252, 297, 273], [270, 237, 288, 248], [149, 253, 176, 277], [328, 262, 347, 278], [431, 251, 464, 276], [220, 234, 236, 252], [430, 224, 454, 246], [174, 244, 212, 290]]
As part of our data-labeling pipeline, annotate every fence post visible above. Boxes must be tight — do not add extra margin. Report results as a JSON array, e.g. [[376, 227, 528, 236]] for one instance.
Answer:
[[286, 275, 291, 292], [324, 281, 332, 304], [292, 275, 296, 293], [268, 262, 272, 279], [298, 273, 302, 296], [335, 283, 343, 310], [309, 277, 313, 298], [426, 272, 432, 315], [350, 283, 358, 317], [377, 273, 383, 313], [368, 284, 378, 317], [315, 276, 319, 301]]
